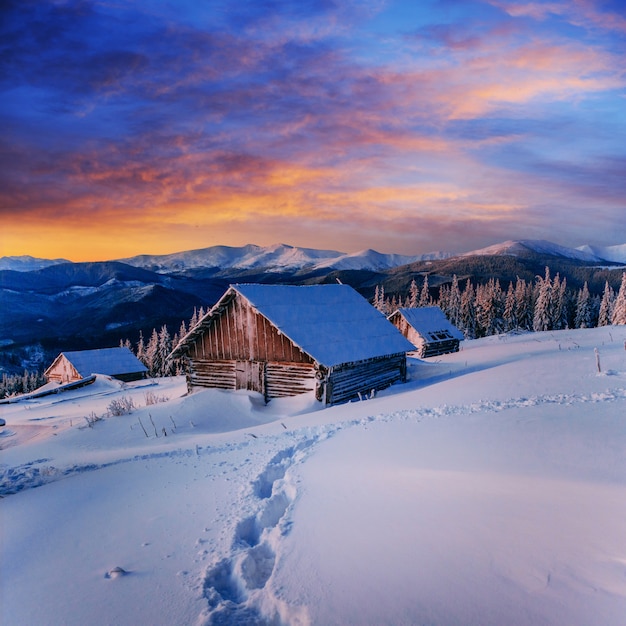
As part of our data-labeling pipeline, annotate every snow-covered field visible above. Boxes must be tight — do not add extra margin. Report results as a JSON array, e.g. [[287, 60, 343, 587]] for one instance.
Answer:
[[1, 327, 625, 626]]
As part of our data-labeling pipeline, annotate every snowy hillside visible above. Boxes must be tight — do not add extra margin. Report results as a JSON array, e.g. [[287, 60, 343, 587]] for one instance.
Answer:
[[2, 326, 625, 626]]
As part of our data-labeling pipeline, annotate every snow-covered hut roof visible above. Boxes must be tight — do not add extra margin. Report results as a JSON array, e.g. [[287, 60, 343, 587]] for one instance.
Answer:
[[392, 307, 464, 341], [172, 284, 415, 367], [46, 347, 148, 378]]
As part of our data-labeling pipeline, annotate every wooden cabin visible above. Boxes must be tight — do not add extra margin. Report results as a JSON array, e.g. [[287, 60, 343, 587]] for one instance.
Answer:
[[388, 306, 464, 358], [168, 284, 415, 405], [45, 347, 148, 384]]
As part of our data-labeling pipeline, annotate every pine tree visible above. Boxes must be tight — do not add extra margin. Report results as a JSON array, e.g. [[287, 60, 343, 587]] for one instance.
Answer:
[[575, 282, 592, 329], [515, 277, 533, 331], [189, 307, 199, 330], [136, 331, 146, 365], [409, 279, 419, 308], [145, 329, 159, 377], [503, 282, 516, 331], [598, 281, 614, 326], [611, 272, 626, 325], [474, 283, 490, 338], [551, 273, 567, 330], [438, 284, 450, 318], [460, 279, 476, 339], [157, 325, 172, 377], [419, 275, 430, 307], [373, 285, 385, 312], [448, 275, 461, 327], [533, 267, 553, 332]]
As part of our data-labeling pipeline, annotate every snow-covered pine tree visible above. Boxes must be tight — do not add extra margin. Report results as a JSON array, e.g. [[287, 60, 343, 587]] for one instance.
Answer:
[[474, 283, 490, 338], [611, 272, 626, 325], [157, 325, 172, 377], [136, 331, 146, 364], [575, 282, 592, 329], [533, 267, 553, 332], [438, 284, 450, 318], [144, 329, 159, 377], [551, 273, 567, 330], [409, 279, 419, 308], [515, 277, 533, 331], [503, 282, 516, 331], [374, 285, 387, 313], [448, 275, 461, 328], [598, 281, 614, 326], [460, 279, 476, 339], [419, 275, 430, 307], [189, 307, 199, 330]]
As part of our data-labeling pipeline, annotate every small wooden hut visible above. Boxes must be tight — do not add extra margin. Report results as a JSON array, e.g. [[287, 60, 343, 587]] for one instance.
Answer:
[[45, 347, 148, 383], [168, 283, 415, 405], [388, 306, 464, 358]]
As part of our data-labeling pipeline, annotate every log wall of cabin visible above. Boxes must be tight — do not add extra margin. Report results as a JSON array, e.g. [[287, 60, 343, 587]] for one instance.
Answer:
[[420, 339, 460, 358], [326, 354, 406, 405]]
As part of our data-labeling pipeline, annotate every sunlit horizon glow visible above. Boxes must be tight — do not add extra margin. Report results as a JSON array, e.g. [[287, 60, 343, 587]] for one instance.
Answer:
[[1, 0, 625, 262]]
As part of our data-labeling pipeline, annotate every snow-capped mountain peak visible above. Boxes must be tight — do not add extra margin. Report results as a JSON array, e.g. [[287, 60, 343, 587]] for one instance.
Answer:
[[0, 255, 70, 272], [576, 243, 626, 264], [461, 239, 605, 262]]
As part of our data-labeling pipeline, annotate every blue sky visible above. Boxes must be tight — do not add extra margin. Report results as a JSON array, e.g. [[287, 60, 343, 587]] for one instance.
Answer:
[[1, 0, 625, 260]]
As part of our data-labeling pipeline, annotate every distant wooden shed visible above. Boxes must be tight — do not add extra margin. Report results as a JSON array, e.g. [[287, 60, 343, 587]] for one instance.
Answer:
[[169, 283, 415, 405], [389, 306, 464, 358], [45, 347, 148, 383]]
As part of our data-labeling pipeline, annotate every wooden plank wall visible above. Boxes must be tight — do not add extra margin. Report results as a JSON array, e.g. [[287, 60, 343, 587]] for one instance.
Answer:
[[421, 339, 460, 358], [265, 362, 316, 398], [327, 354, 406, 405], [191, 296, 313, 365], [189, 359, 236, 390], [46, 356, 81, 384]]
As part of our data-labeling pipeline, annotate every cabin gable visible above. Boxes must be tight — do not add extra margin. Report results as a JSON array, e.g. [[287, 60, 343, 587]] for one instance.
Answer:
[[45, 354, 82, 384], [188, 294, 313, 365]]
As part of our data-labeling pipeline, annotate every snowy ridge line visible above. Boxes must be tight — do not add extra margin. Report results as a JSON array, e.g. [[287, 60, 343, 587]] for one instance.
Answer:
[[393, 386, 626, 422]]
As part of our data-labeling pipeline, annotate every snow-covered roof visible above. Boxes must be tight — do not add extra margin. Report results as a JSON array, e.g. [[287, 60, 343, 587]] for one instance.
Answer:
[[47, 347, 148, 377], [393, 307, 464, 340], [174, 284, 415, 367]]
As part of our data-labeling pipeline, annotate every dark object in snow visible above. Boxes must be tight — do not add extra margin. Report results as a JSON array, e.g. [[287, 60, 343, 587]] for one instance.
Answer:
[[168, 284, 415, 405], [105, 566, 128, 579]]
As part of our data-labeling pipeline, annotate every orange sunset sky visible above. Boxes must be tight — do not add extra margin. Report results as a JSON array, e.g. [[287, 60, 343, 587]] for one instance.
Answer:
[[2, 0, 625, 262]]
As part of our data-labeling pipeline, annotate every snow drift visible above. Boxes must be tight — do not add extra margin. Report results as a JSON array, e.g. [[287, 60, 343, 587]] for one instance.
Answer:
[[1, 326, 626, 625]]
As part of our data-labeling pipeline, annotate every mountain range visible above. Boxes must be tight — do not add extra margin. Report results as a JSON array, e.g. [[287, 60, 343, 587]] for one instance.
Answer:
[[3, 240, 625, 274], [1, 239, 624, 374]]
